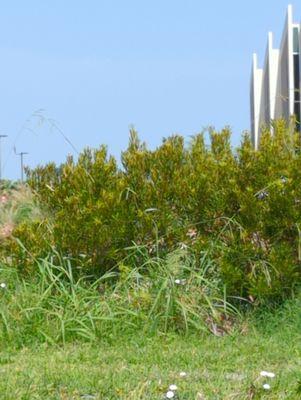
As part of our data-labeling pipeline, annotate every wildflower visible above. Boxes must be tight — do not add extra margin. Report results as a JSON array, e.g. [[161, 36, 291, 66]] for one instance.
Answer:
[[260, 371, 275, 378], [166, 391, 175, 399], [0, 282, 6, 289], [169, 384, 178, 391], [263, 383, 271, 390], [179, 242, 188, 250], [174, 279, 181, 285], [179, 371, 187, 377]]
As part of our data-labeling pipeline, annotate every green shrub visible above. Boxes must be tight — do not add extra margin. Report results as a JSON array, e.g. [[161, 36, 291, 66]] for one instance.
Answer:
[[8, 120, 301, 302]]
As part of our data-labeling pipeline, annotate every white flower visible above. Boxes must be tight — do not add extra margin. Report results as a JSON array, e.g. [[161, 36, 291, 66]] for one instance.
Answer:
[[263, 383, 271, 390], [169, 384, 178, 391], [179, 371, 187, 377], [260, 371, 275, 378], [166, 391, 175, 399], [0, 282, 6, 289], [174, 279, 186, 286]]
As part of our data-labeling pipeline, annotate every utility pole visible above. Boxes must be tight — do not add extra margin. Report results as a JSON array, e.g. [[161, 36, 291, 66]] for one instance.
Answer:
[[0, 135, 8, 182], [16, 151, 28, 183]]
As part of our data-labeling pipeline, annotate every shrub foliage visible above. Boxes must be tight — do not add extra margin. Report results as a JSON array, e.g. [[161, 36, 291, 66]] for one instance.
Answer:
[[6, 121, 301, 301]]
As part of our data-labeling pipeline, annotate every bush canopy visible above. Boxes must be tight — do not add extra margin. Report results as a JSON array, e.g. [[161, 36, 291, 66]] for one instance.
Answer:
[[4, 120, 301, 302]]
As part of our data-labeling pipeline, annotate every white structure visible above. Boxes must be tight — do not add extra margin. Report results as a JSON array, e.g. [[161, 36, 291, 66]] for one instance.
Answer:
[[250, 5, 300, 149]]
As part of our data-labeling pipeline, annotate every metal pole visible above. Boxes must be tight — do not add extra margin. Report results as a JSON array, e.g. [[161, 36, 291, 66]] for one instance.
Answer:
[[21, 153, 24, 182], [16, 152, 28, 183], [0, 135, 8, 181]]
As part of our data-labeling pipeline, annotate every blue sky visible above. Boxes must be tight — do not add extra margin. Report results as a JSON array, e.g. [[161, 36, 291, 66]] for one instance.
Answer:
[[1, 1, 300, 179]]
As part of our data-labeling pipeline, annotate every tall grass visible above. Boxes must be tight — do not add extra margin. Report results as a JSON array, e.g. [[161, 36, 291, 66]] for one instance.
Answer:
[[0, 245, 239, 348]]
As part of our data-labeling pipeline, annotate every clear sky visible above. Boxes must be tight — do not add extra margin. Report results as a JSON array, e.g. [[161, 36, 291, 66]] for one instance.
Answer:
[[1, 1, 300, 179]]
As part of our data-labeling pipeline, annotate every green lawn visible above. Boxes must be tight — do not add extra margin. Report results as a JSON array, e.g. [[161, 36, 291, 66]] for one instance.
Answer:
[[1, 315, 300, 400]]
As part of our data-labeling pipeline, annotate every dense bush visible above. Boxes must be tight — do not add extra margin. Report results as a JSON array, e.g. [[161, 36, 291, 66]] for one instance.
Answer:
[[5, 120, 301, 301]]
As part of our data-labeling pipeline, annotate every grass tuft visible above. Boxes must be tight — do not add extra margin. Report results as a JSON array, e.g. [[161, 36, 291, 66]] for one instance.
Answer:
[[0, 245, 241, 348]]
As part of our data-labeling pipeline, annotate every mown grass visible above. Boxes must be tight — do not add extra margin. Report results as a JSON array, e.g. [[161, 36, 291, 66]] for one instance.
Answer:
[[0, 301, 300, 399]]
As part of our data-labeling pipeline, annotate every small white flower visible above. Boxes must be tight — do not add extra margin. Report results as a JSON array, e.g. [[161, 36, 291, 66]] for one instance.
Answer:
[[260, 370, 275, 378], [166, 391, 175, 399], [179, 371, 187, 377], [0, 282, 6, 289], [169, 384, 177, 391], [263, 383, 271, 390], [174, 279, 181, 285]]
